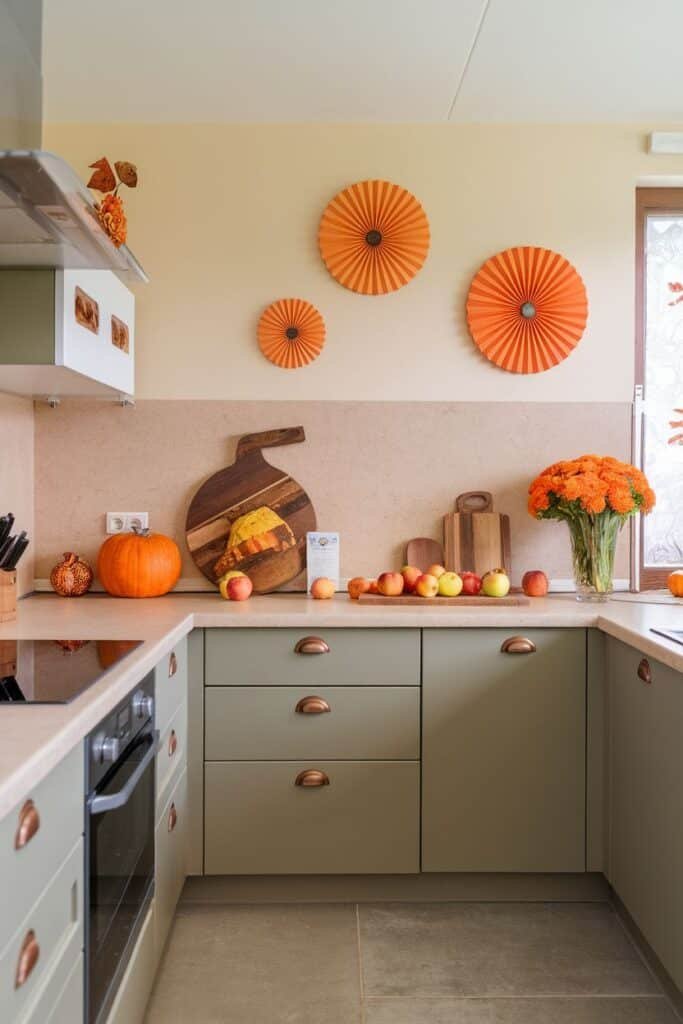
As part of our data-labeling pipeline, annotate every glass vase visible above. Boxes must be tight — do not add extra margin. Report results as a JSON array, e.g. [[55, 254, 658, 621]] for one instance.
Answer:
[[567, 514, 622, 602]]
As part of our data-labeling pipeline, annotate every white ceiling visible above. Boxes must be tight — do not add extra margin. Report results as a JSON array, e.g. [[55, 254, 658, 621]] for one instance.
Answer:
[[42, 0, 683, 123]]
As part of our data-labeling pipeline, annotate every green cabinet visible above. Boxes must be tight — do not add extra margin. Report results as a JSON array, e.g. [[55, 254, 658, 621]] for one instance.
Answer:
[[607, 637, 683, 988], [422, 628, 587, 872]]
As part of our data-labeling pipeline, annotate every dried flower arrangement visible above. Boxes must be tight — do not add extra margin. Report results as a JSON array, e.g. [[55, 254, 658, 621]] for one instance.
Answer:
[[87, 157, 138, 247]]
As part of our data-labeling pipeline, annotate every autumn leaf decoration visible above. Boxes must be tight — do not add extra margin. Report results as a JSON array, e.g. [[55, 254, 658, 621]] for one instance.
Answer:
[[87, 157, 138, 248]]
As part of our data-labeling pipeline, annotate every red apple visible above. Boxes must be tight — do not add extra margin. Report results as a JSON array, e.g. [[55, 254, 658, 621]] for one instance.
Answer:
[[460, 571, 482, 596], [227, 575, 253, 601], [377, 571, 404, 597], [310, 577, 335, 599], [415, 573, 439, 598], [401, 565, 422, 594], [522, 570, 549, 597]]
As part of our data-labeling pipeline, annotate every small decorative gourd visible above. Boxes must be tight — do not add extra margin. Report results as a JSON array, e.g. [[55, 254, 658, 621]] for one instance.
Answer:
[[97, 527, 181, 598], [50, 553, 93, 597]]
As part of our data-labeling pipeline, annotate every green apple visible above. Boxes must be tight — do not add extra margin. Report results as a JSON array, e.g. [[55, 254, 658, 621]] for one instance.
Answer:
[[481, 568, 511, 598], [438, 571, 463, 597]]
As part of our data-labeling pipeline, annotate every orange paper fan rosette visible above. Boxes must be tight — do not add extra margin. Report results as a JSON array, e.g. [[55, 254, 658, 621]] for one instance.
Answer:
[[258, 298, 325, 369], [466, 246, 588, 374], [319, 179, 430, 295]]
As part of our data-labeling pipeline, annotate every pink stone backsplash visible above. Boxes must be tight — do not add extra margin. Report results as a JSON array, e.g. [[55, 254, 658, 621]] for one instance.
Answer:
[[34, 401, 632, 589]]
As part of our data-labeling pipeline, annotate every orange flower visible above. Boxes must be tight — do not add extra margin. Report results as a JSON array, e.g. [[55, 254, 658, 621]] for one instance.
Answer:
[[97, 193, 127, 247], [529, 454, 654, 519]]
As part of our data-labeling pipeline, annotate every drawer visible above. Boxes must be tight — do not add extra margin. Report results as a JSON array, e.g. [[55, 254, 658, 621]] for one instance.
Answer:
[[0, 743, 83, 952], [35, 954, 83, 1024], [156, 769, 188, 956], [106, 906, 155, 1024], [155, 637, 188, 736], [156, 699, 187, 816], [0, 839, 83, 1024], [204, 761, 420, 874], [205, 628, 420, 686], [205, 686, 420, 760]]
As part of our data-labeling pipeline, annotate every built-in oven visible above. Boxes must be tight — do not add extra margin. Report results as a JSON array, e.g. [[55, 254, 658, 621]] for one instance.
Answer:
[[85, 672, 158, 1024]]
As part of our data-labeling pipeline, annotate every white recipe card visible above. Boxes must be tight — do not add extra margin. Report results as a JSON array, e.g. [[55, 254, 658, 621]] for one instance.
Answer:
[[306, 532, 340, 592]]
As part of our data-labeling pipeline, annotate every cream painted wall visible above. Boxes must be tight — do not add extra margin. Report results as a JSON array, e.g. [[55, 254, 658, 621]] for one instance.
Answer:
[[43, 123, 683, 401]]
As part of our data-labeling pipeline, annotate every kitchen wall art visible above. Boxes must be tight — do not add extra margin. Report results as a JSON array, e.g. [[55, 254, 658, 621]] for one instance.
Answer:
[[319, 179, 430, 295], [258, 298, 326, 369], [466, 246, 588, 374]]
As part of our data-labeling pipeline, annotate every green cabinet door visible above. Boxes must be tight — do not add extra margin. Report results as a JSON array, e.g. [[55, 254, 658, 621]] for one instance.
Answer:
[[607, 637, 683, 988], [422, 628, 586, 873]]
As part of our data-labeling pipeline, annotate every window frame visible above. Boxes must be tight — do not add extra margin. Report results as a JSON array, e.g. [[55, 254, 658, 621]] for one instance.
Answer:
[[635, 187, 683, 590]]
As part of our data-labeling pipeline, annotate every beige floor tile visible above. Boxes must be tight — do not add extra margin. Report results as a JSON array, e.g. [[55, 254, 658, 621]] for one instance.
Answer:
[[359, 903, 658, 998], [364, 996, 680, 1023], [144, 903, 361, 1024]]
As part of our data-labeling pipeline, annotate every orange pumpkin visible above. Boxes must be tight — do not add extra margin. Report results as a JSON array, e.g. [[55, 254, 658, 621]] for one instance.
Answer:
[[97, 528, 181, 598], [667, 570, 683, 598]]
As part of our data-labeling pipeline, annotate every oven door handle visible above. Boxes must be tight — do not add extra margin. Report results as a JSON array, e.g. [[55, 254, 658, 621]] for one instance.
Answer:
[[88, 730, 160, 816]]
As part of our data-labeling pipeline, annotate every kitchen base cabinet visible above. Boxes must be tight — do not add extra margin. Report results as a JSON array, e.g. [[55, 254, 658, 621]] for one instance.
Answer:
[[608, 638, 683, 989], [422, 628, 586, 872], [204, 761, 420, 874], [45, 955, 83, 1024], [155, 769, 188, 956], [106, 906, 156, 1024]]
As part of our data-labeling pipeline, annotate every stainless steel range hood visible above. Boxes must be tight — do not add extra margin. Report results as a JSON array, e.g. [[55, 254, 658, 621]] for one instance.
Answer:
[[0, 150, 148, 283]]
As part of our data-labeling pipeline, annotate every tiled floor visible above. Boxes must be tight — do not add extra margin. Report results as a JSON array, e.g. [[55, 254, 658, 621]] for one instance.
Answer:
[[145, 902, 681, 1024]]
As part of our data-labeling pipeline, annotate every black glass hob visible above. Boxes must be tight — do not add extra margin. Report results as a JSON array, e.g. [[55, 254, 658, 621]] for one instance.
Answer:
[[0, 639, 142, 703]]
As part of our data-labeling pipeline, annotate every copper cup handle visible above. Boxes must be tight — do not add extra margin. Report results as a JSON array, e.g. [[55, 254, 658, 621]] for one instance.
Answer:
[[295, 769, 330, 787], [14, 800, 40, 851], [294, 636, 330, 656], [500, 636, 537, 655], [168, 729, 178, 756], [168, 651, 178, 677], [168, 803, 178, 832], [295, 696, 331, 714], [637, 658, 652, 685], [15, 930, 39, 989]]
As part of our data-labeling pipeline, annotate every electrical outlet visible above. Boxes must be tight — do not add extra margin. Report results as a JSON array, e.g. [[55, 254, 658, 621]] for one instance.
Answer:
[[106, 512, 149, 535]]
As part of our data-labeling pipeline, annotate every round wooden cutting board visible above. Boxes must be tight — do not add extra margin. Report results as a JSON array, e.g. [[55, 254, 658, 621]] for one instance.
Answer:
[[185, 427, 316, 593]]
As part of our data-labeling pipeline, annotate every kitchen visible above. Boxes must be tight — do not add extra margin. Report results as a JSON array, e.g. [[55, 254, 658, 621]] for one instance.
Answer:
[[2, 2, 683, 1022]]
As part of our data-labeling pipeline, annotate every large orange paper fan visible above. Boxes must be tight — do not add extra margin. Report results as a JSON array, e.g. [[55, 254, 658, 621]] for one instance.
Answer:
[[466, 246, 588, 374], [258, 298, 325, 369], [319, 180, 430, 295]]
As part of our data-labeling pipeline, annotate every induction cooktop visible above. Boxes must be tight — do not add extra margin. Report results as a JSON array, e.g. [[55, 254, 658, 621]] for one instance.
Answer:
[[0, 639, 142, 704]]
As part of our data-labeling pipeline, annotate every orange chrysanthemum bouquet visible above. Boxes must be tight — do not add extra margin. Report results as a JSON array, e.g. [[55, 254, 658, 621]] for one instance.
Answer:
[[529, 456, 655, 600]]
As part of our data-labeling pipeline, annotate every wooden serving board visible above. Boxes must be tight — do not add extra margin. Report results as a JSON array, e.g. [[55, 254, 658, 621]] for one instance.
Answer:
[[185, 427, 316, 593], [358, 593, 530, 607], [443, 491, 511, 576]]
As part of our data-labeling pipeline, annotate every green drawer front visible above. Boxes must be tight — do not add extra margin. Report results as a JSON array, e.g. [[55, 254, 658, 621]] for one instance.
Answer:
[[204, 760, 420, 874], [155, 638, 188, 737], [0, 839, 83, 1024], [156, 768, 188, 956], [38, 954, 83, 1024], [0, 744, 83, 953], [205, 628, 420, 686], [205, 686, 420, 761], [157, 699, 188, 820]]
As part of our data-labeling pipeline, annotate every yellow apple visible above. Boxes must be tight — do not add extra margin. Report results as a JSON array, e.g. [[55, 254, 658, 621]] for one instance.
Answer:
[[438, 571, 463, 597], [218, 570, 246, 600], [481, 568, 511, 598]]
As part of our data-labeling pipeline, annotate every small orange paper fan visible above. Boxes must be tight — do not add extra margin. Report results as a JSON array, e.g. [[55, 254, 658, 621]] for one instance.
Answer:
[[319, 179, 430, 295], [466, 246, 588, 374], [258, 298, 325, 369]]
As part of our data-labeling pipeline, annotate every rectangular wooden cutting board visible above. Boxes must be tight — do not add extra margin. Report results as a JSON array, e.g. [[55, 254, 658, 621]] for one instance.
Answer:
[[358, 593, 530, 607], [443, 491, 511, 576]]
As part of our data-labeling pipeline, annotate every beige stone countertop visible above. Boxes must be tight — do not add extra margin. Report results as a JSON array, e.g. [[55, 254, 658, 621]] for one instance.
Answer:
[[0, 591, 682, 820]]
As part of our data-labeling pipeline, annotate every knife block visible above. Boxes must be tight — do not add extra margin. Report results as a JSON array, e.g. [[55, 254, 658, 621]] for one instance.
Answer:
[[0, 569, 17, 622]]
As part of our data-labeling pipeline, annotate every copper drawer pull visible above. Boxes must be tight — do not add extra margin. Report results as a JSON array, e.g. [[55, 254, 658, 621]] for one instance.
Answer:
[[15, 930, 39, 989], [168, 803, 177, 832], [14, 800, 40, 851], [294, 636, 330, 656], [168, 651, 178, 677], [168, 729, 178, 756], [295, 769, 330, 787], [295, 696, 331, 715], [637, 658, 652, 685], [501, 636, 537, 655]]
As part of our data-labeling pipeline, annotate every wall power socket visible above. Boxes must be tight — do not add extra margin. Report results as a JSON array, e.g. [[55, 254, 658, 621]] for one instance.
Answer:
[[106, 512, 149, 534]]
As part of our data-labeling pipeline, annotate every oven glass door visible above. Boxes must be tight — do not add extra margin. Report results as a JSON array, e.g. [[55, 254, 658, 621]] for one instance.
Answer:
[[88, 727, 155, 1024]]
